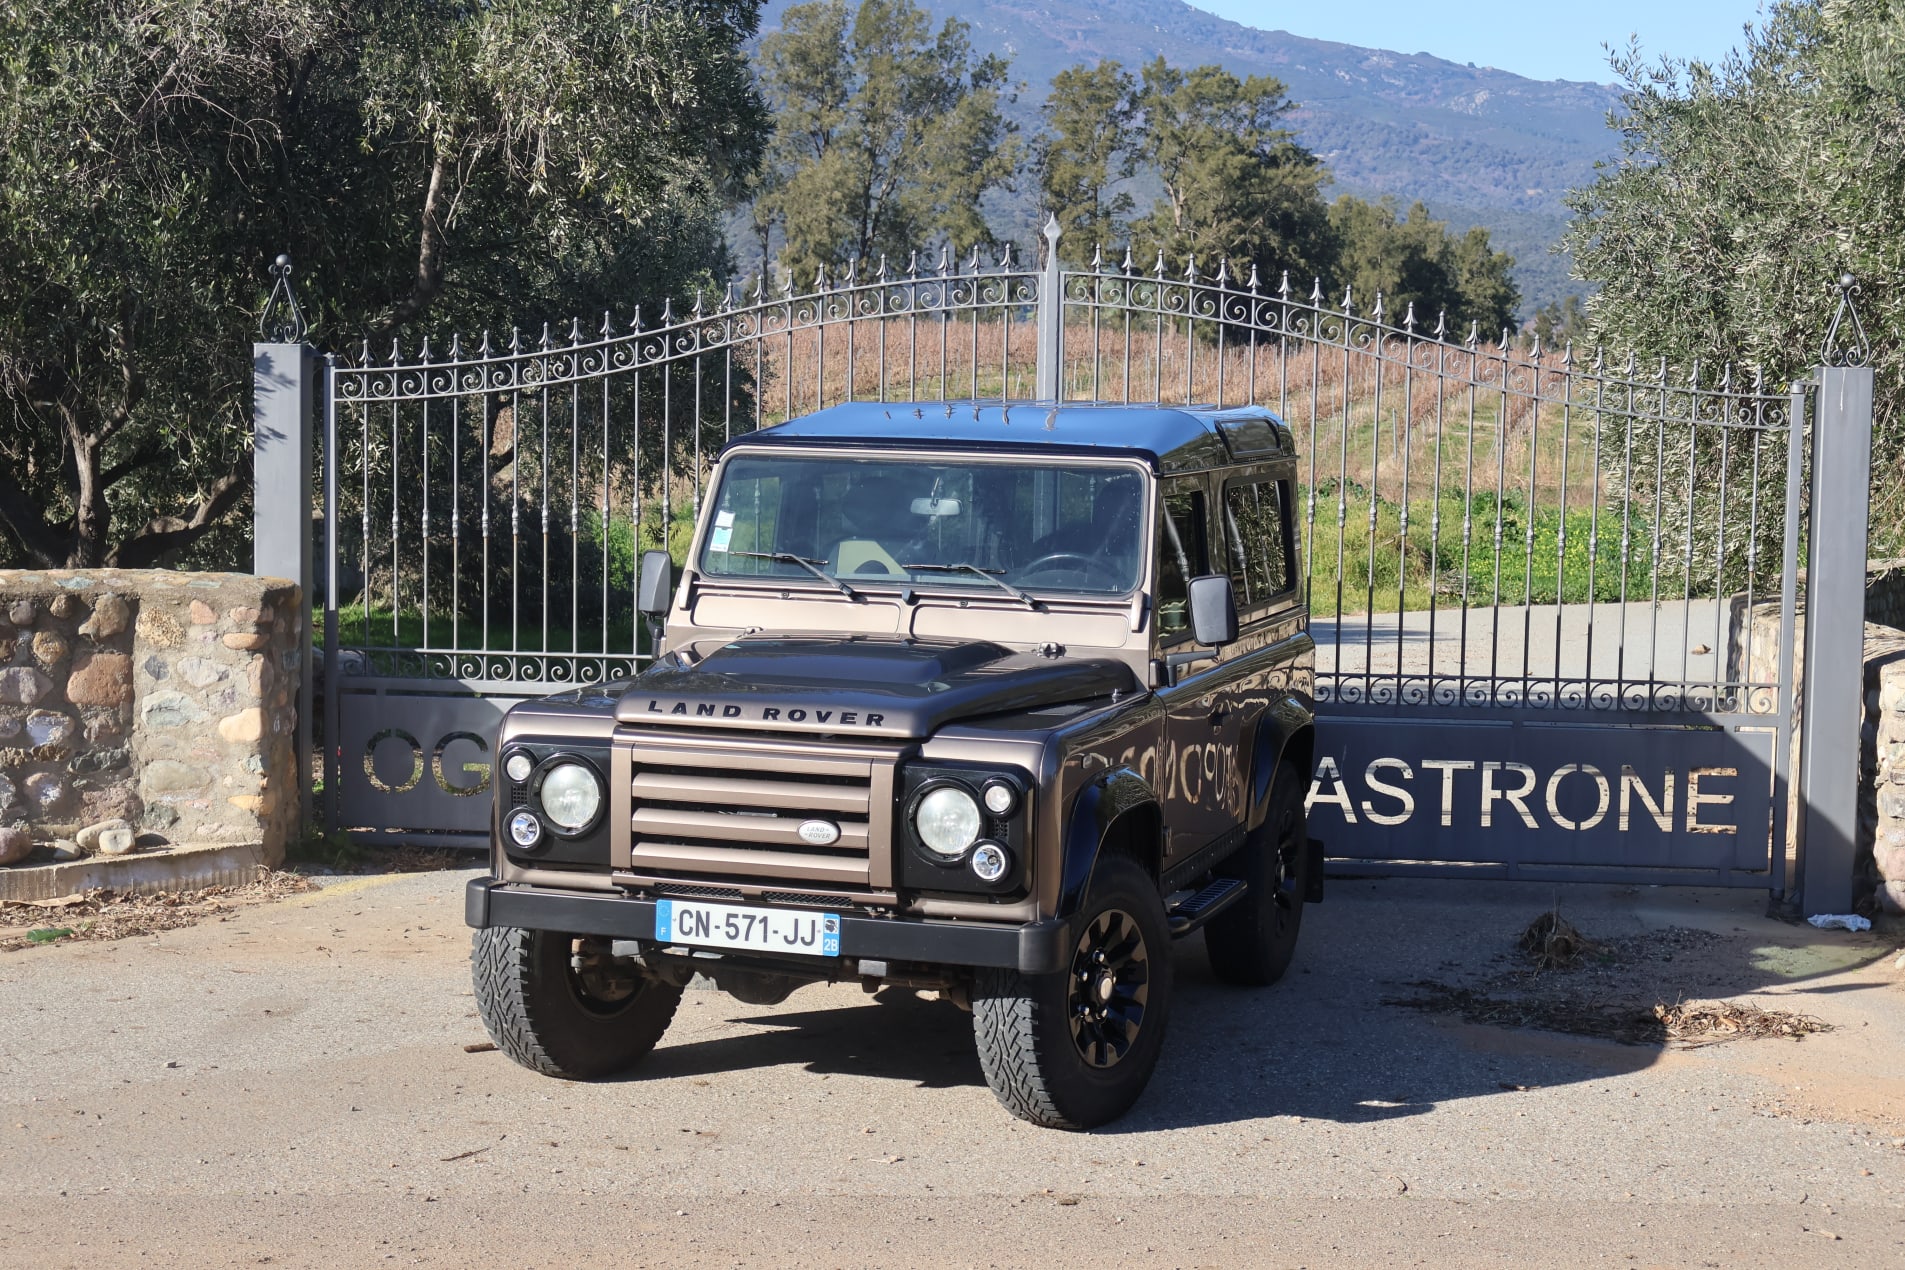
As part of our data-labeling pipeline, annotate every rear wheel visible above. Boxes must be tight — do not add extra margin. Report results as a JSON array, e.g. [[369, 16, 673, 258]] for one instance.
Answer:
[[972, 855, 1172, 1129], [472, 926, 683, 1079], [1204, 760, 1310, 986]]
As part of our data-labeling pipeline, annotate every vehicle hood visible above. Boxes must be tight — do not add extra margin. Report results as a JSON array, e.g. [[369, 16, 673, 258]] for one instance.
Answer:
[[613, 635, 1137, 740]]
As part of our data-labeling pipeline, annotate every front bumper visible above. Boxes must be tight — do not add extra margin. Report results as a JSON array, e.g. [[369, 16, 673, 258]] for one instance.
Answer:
[[464, 877, 1067, 974]]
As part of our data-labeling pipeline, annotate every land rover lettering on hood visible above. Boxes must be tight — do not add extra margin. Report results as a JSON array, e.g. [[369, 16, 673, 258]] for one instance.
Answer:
[[465, 401, 1318, 1130]]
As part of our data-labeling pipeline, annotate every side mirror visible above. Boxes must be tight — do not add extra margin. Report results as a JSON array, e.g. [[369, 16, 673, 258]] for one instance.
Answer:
[[1187, 574, 1238, 648], [637, 550, 673, 616]]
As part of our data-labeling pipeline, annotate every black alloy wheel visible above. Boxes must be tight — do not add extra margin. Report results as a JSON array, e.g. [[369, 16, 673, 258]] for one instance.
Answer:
[[972, 854, 1173, 1129], [1066, 908, 1152, 1068]]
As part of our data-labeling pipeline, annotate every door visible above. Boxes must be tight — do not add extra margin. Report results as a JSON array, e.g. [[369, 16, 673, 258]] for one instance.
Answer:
[[1155, 478, 1244, 865]]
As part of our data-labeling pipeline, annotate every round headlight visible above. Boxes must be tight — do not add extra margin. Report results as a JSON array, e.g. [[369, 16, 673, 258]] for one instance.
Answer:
[[970, 841, 1010, 883], [507, 809, 543, 848], [504, 752, 534, 783], [982, 780, 1018, 816], [538, 761, 603, 830], [914, 786, 981, 857]]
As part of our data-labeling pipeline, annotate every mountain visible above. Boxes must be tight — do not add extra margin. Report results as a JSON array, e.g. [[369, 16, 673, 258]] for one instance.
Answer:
[[754, 0, 1627, 316]]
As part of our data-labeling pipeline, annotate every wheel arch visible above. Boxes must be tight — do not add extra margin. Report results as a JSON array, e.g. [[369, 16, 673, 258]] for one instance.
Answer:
[[1248, 696, 1316, 832], [1056, 767, 1163, 921]]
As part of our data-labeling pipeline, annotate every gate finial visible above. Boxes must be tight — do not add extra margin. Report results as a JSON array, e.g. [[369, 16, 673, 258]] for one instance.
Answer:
[[259, 254, 309, 343], [1822, 273, 1872, 367]]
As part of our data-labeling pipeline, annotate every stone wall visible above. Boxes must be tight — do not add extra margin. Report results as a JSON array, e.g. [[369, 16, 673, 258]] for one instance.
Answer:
[[0, 570, 300, 869], [1726, 561, 1905, 913], [1865, 559, 1905, 631], [1872, 647, 1905, 915]]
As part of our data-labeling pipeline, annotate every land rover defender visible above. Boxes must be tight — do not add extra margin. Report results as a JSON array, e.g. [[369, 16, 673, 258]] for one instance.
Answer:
[[465, 400, 1319, 1128]]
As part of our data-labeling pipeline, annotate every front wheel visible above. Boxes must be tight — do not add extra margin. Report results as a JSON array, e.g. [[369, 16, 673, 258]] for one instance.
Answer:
[[972, 854, 1172, 1129], [1204, 760, 1310, 986], [472, 926, 683, 1079]]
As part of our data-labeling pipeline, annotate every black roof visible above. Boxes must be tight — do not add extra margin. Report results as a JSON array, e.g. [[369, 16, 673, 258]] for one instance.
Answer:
[[728, 400, 1295, 473]]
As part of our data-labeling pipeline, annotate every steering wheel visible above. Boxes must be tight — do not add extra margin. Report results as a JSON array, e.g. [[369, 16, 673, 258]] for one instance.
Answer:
[[1016, 552, 1119, 585]]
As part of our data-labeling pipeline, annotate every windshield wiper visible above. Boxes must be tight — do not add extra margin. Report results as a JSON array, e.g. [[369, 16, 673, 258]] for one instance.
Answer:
[[902, 562, 1041, 610], [729, 551, 860, 600]]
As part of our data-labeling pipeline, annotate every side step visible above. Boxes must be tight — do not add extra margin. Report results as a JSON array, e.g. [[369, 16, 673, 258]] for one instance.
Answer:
[[1165, 876, 1247, 937]]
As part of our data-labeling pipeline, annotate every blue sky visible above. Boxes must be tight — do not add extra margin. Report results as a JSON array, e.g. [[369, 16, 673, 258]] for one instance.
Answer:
[[1184, 1, 1770, 83]]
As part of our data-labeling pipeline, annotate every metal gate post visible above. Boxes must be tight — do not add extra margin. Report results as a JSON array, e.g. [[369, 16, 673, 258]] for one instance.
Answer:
[[1796, 353, 1875, 915], [1034, 215, 1062, 401], [252, 255, 316, 836]]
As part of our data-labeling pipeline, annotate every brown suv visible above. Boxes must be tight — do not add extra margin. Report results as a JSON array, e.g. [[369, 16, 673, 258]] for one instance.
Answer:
[[465, 400, 1319, 1128]]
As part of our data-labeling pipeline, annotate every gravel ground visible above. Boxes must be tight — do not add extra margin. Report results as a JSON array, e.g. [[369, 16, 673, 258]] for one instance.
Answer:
[[0, 868, 1901, 1267]]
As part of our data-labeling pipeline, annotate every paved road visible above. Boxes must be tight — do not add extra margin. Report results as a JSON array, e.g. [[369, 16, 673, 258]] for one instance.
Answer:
[[2, 870, 1901, 1267]]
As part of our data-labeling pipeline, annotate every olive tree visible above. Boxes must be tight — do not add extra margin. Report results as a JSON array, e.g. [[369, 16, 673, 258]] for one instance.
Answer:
[[1562, 2, 1905, 549], [0, 0, 768, 569]]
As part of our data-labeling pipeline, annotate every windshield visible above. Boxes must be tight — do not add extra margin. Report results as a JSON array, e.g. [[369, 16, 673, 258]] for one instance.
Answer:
[[698, 453, 1146, 596]]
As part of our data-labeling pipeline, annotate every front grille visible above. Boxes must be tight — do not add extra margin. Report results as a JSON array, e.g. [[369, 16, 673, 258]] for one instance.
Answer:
[[760, 890, 853, 908], [653, 882, 747, 901], [621, 733, 897, 894]]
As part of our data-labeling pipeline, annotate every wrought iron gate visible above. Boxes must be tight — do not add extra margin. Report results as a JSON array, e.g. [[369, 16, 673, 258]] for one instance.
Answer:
[[260, 220, 1873, 910]]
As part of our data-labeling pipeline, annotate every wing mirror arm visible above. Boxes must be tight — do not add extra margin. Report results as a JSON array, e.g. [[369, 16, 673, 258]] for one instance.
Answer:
[[1163, 575, 1239, 686], [637, 549, 673, 657]]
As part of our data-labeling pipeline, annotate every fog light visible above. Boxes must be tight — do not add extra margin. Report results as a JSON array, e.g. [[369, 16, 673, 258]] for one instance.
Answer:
[[970, 841, 1009, 883], [504, 752, 534, 783], [981, 780, 1017, 816], [507, 809, 543, 848]]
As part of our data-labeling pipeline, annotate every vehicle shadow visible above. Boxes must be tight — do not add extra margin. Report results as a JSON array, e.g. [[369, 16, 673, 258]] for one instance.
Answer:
[[623, 879, 1898, 1133], [637, 991, 988, 1090]]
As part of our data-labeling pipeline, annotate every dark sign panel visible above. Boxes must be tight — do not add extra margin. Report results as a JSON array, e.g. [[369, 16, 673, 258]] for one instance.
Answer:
[[1310, 711, 1779, 884], [334, 680, 530, 841]]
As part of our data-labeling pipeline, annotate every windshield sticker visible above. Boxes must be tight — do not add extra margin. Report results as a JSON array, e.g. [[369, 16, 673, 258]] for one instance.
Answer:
[[710, 510, 735, 553]]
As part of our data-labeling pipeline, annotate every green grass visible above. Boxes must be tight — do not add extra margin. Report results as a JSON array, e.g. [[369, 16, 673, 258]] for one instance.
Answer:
[[1300, 481, 1659, 617]]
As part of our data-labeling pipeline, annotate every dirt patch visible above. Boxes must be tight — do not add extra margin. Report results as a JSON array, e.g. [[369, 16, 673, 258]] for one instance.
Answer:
[[0, 871, 318, 953], [1653, 999, 1830, 1044], [1386, 914, 1829, 1047], [363, 844, 465, 873], [1517, 910, 1606, 970]]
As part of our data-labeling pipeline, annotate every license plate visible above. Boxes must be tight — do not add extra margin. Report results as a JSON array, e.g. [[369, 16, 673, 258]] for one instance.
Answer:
[[653, 899, 841, 957]]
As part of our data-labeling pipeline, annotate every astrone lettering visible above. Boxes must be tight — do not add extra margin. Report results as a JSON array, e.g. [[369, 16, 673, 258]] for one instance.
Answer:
[[1308, 756, 1738, 835]]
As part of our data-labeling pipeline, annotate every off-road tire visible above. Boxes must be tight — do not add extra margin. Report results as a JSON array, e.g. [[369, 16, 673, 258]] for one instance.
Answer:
[[472, 926, 683, 1079], [1204, 760, 1310, 986], [972, 855, 1172, 1129]]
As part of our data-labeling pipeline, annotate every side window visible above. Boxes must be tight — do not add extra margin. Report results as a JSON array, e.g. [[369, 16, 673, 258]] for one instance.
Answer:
[[1155, 485, 1209, 643], [1222, 479, 1293, 610]]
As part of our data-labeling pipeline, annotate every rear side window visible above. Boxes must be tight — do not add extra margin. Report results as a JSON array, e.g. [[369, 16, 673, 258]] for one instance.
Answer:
[[1155, 485, 1208, 642], [1222, 479, 1293, 609]]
